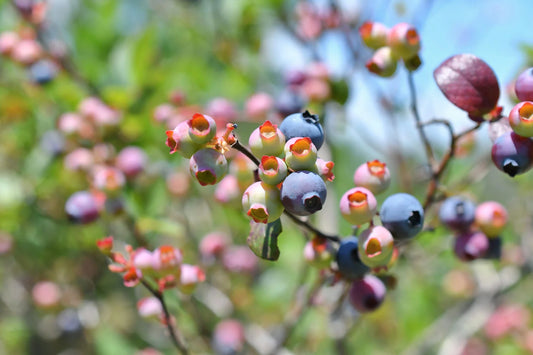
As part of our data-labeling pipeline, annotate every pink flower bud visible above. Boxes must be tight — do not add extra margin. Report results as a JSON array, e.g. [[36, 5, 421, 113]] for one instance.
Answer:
[[359, 21, 389, 49]]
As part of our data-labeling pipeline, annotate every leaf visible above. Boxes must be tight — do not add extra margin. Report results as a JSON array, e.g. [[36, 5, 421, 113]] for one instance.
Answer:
[[247, 219, 282, 261], [434, 54, 500, 117]]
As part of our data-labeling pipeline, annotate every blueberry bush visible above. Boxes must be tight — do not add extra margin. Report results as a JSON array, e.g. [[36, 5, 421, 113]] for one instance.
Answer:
[[1, 0, 533, 354]]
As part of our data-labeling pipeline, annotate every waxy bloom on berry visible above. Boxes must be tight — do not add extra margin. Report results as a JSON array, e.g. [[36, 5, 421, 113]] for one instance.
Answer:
[[358, 226, 394, 269], [348, 274, 386, 313], [242, 181, 283, 224], [284, 137, 317, 171], [339, 187, 377, 226], [248, 120, 286, 158], [189, 148, 228, 186], [258, 156, 288, 186], [166, 120, 201, 158], [353, 160, 390, 195]]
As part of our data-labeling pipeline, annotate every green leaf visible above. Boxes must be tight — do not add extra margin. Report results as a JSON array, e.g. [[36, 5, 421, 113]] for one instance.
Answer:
[[247, 219, 282, 261], [330, 79, 350, 105]]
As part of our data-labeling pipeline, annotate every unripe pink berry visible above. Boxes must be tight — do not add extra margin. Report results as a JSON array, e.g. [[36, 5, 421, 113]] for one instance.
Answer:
[[339, 187, 377, 226], [137, 297, 163, 319], [64, 148, 94, 171], [245, 92, 273, 121], [284, 137, 318, 171], [366, 46, 397, 77], [179, 264, 205, 294], [116, 146, 147, 178], [213, 319, 245, 354], [57, 112, 84, 135], [153, 103, 175, 123], [387, 22, 421, 60], [91, 165, 126, 192], [199, 232, 229, 257], [248, 120, 286, 158], [353, 160, 391, 195], [11, 38, 42, 65], [258, 156, 288, 185], [151, 245, 183, 274], [314, 158, 335, 181], [0, 31, 20, 55], [301, 78, 331, 102], [348, 274, 386, 313], [242, 181, 283, 224], [222, 246, 258, 273], [359, 21, 389, 50], [214, 175, 241, 203], [303, 236, 335, 268], [206, 97, 238, 125], [187, 113, 217, 144], [475, 201, 507, 238], [508, 101, 533, 137], [32, 281, 61, 308], [358, 226, 395, 269], [189, 148, 228, 186], [133, 248, 154, 271]]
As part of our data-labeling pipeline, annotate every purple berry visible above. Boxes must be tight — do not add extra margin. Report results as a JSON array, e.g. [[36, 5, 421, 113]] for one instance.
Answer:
[[336, 237, 370, 280], [515, 68, 533, 101], [380, 193, 424, 240], [454, 231, 489, 261], [438, 196, 476, 232], [65, 191, 100, 224], [279, 111, 324, 150], [189, 148, 228, 186], [491, 131, 533, 177], [116, 146, 147, 178], [275, 89, 305, 117], [280, 171, 326, 216], [348, 274, 386, 313]]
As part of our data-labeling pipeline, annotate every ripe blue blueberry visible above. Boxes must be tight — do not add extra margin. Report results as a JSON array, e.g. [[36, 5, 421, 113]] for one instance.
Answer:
[[379, 193, 424, 240], [279, 110, 324, 150], [280, 171, 326, 216], [28, 59, 57, 85], [491, 131, 533, 177], [336, 236, 370, 280], [65, 191, 100, 224], [275, 89, 305, 117], [438, 196, 476, 232]]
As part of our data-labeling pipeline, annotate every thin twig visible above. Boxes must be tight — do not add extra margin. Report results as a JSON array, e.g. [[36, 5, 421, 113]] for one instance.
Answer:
[[141, 279, 190, 355]]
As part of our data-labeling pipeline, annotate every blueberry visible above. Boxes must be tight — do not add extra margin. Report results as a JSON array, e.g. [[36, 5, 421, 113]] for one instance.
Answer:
[[491, 131, 533, 177], [379, 193, 424, 240], [28, 59, 57, 85], [515, 67, 533, 101], [279, 110, 324, 150], [336, 236, 370, 280], [65, 191, 100, 224], [348, 274, 386, 313], [439, 196, 476, 232], [280, 171, 326, 216]]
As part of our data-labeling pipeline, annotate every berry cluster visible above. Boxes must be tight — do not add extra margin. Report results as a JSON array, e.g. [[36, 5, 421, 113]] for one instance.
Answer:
[[360, 21, 422, 77], [439, 197, 507, 261], [491, 68, 533, 177]]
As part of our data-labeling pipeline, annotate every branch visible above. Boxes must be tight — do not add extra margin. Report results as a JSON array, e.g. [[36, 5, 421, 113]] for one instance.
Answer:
[[141, 280, 190, 355]]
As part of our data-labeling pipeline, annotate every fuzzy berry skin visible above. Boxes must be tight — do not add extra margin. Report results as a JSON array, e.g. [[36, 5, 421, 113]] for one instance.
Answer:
[[353, 160, 390, 195], [348, 274, 386, 313], [248, 121, 286, 158], [491, 131, 533, 177], [358, 226, 395, 269], [366, 47, 397, 78], [65, 191, 100, 224], [380, 193, 424, 240], [515, 68, 533, 101], [187, 113, 217, 144], [336, 237, 370, 280], [387, 22, 421, 60], [279, 111, 324, 150], [454, 231, 489, 261], [508, 101, 533, 137], [189, 148, 228, 186], [438, 196, 476, 232], [242, 181, 284, 223], [258, 156, 288, 186], [284, 137, 318, 171], [475, 201, 508, 238], [339, 187, 377, 226], [280, 171, 326, 216], [359, 21, 389, 50], [166, 120, 200, 158]]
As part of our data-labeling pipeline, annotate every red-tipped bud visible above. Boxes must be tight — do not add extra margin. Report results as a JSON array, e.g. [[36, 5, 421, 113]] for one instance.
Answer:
[[259, 156, 288, 185], [284, 137, 318, 171], [366, 47, 397, 77], [359, 21, 389, 50], [339, 187, 377, 226], [242, 182, 283, 224], [387, 22, 421, 60], [353, 160, 391, 195], [249, 121, 286, 158], [96, 236, 114, 256]]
